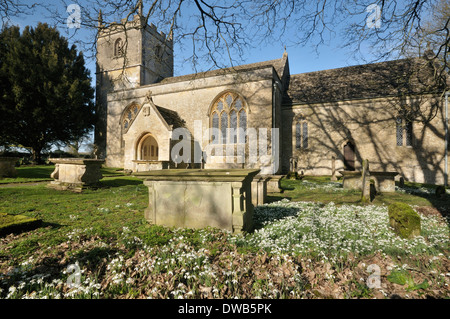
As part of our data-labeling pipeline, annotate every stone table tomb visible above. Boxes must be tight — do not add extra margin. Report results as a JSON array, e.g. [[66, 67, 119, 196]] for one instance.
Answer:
[[135, 169, 261, 233], [48, 158, 105, 192]]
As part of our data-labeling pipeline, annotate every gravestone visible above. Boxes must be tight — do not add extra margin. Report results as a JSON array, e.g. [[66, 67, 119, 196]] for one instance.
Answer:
[[0, 157, 19, 178], [340, 170, 398, 193], [266, 175, 283, 192], [330, 156, 337, 181], [252, 175, 267, 207], [48, 158, 105, 192], [361, 159, 371, 202]]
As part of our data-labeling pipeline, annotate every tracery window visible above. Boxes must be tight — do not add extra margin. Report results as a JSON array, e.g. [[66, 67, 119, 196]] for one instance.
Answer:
[[210, 92, 247, 144], [122, 102, 141, 134]]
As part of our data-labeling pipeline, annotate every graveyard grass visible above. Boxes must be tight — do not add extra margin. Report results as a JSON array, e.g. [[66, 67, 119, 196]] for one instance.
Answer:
[[0, 166, 449, 299]]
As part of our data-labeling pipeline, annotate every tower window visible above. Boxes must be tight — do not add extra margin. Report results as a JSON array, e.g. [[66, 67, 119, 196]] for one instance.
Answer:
[[154, 45, 163, 60], [114, 38, 124, 57]]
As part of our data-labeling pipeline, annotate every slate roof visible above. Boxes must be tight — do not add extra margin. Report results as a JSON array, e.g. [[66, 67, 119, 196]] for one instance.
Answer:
[[155, 106, 185, 129], [283, 57, 448, 105], [158, 52, 289, 86]]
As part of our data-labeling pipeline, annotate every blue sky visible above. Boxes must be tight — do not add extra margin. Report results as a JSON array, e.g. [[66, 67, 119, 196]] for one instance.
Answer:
[[6, 1, 383, 81], [4, 1, 407, 152]]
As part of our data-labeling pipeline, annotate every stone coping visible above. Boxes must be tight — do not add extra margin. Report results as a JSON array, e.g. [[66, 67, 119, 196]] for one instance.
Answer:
[[368, 171, 399, 177], [339, 170, 398, 177], [134, 169, 260, 182], [132, 160, 169, 164], [48, 158, 105, 165]]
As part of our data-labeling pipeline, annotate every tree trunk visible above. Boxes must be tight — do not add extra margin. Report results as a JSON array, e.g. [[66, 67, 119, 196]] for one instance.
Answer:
[[32, 147, 43, 165]]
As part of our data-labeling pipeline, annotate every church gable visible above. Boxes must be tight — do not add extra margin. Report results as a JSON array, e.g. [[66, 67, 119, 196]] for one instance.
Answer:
[[121, 93, 183, 171]]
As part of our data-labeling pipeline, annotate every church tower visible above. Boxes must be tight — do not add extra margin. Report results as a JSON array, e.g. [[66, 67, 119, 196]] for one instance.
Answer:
[[95, 2, 174, 158]]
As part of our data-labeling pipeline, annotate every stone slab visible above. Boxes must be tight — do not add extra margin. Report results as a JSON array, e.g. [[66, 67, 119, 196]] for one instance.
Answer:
[[339, 170, 398, 193], [135, 169, 260, 233]]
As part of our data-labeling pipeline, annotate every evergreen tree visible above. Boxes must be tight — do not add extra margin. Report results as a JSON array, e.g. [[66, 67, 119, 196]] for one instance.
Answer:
[[0, 23, 95, 162]]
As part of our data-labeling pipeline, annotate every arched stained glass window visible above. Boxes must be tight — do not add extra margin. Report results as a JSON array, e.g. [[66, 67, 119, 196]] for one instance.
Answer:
[[212, 112, 219, 144], [209, 92, 247, 144], [230, 110, 237, 143], [238, 109, 247, 144], [221, 112, 228, 144], [122, 102, 142, 134]]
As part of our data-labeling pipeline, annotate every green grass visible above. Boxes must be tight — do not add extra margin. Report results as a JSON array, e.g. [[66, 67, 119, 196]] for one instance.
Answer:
[[0, 174, 448, 299], [0, 165, 125, 184], [0, 176, 147, 240], [269, 175, 450, 208]]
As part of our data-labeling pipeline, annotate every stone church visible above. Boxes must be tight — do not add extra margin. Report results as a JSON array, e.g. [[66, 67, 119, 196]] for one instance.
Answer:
[[95, 12, 449, 185]]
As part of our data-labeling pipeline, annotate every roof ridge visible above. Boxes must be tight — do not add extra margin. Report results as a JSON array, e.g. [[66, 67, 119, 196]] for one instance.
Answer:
[[289, 57, 416, 77], [159, 56, 285, 84]]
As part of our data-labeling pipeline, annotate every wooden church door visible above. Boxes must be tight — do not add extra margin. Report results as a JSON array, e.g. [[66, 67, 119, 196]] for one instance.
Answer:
[[343, 142, 356, 171]]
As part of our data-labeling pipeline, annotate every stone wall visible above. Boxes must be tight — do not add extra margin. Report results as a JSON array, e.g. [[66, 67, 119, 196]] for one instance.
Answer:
[[106, 66, 280, 172], [282, 94, 448, 184]]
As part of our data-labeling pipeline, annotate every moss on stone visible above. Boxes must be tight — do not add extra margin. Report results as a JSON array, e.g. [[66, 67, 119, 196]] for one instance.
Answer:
[[387, 202, 421, 239], [0, 213, 42, 236]]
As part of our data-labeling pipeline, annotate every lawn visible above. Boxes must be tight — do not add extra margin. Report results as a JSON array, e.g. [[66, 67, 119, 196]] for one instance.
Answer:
[[0, 165, 124, 184], [0, 169, 448, 299]]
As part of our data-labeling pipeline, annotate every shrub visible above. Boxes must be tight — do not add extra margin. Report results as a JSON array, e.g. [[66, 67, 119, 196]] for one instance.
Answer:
[[388, 202, 421, 239]]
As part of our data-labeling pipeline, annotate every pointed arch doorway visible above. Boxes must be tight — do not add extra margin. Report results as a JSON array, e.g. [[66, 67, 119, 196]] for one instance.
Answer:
[[343, 141, 356, 171], [138, 133, 159, 161]]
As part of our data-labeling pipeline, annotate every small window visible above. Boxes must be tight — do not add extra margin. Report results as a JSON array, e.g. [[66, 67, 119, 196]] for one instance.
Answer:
[[396, 116, 413, 147], [396, 117, 403, 146], [405, 121, 413, 146], [302, 122, 308, 149], [114, 38, 124, 57], [155, 45, 162, 60], [295, 117, 308, 150]]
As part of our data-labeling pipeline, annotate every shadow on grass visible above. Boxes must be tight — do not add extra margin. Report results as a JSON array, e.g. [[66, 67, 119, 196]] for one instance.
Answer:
[[0, 219, 43, 237], [411, 193, 449, 230], [98, 178, 143, 188], [17, 166, 55, 179], [74, 246, 118, 265], [252, 206, 301, 231]]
